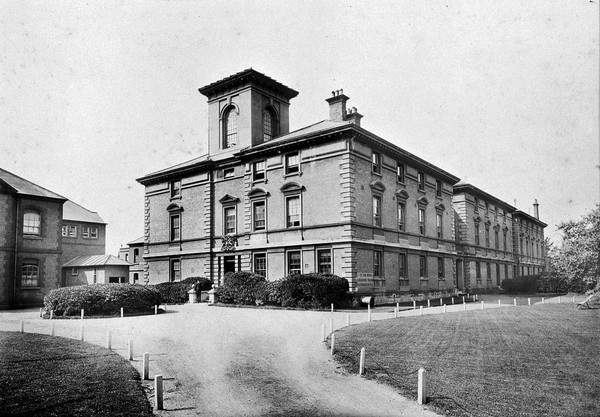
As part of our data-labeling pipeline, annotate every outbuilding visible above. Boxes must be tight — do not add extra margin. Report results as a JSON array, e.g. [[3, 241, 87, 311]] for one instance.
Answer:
[[63, 255, 133, 286]]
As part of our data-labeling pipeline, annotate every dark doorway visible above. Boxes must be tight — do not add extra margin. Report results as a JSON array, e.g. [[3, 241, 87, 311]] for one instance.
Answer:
[[456, 260, 464, 291], [224, 256, 236, 274]]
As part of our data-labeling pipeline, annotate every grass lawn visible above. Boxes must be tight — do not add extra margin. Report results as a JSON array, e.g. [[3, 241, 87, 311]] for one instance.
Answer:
[[0, 332, 153, 416], [332, 304, 600, 417]]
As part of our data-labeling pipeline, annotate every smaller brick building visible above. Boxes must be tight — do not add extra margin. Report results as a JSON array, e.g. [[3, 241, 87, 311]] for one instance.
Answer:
[[118, 237, 145, 284]]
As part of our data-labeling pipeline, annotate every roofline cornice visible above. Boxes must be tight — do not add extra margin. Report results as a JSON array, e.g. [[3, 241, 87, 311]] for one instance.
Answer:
[[453, 183, 517, 212]]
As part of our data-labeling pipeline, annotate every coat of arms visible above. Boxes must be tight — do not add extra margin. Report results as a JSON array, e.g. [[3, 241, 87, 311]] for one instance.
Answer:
[[221, 235, 237, 252]]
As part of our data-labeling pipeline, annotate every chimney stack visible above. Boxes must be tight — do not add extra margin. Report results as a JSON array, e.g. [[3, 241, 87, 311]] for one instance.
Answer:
[[325, 90, 349, 121], [346, 106, 363, 127], [533, 199, 539, 219]]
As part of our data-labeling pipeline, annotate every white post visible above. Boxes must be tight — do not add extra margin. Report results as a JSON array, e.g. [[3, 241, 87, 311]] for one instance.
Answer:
[[20, 320, 24, 333], [106, 330, 112, 350], [50, 322, 55, 336], [80, 324, 84, 341], [420, 306, 424, 316], [128, 339, 134, 361], [439, 298, 443, 306], [463, 302, 466, 311], [321, 324, 326, 342], [427, 299, 430, 308], [572, 295, 576, 304], [346, 313, 351, 327], [443, 305, 447, 313], [368, 305, 371, 322], [558, 296, 561, 304], [359, 347, 366, 375], [462, 296, 465, 304], [331, 303, 334, 313], [542, 297, 545, 304], [452, 297, 455, 305], [143, 352, 149, 380], [528, 298, 531, 306], [481, 301, 484, 310], [81, 309, 84, 320], [164, 303, 167, 311], [475, 294, 478, 301], [418, 368, 427, 405], [330, 333, 335, 355], [50, 310, 54, 320], [498, 300, 501, 306], [154, 375, 163, 410], [39, 307, 43, 318], [513, 298, 517, 306], [121, 307, 124, 318], [155, 305, 158, 315], [413, 300, 416, 310], [395, 303, 399, 318]]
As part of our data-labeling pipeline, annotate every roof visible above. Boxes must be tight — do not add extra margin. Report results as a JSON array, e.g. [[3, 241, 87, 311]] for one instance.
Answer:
[[512, 210, 548, 227], [63, 255, 132, 268], [453, 182, 517, 212], [198, 68, 299, 101], [0, 167, 66, 201], [63, 200, 105, 224], [127, 236, 145, 246]]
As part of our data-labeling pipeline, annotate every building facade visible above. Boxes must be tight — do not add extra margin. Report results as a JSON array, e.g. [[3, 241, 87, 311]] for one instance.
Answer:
[[64, 255, 131, 286], [118, 237, 144, 284]]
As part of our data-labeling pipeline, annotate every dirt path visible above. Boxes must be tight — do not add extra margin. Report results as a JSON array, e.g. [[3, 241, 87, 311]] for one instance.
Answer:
[[0, 305, 442, 416]]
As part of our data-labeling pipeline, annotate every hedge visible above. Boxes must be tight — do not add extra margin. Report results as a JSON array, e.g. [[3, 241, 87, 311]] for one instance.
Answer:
[[154, 277, 212, 304], [215, 271, 267, 305], [44, 284, 162, 317], [273, 273, 350, 308]]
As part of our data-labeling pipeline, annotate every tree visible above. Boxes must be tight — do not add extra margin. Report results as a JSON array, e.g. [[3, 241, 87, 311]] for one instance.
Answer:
[[548, 205, 600, 292]]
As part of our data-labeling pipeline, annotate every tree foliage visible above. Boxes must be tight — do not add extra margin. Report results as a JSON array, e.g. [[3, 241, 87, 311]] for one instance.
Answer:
[[548, 204, 600, 292]]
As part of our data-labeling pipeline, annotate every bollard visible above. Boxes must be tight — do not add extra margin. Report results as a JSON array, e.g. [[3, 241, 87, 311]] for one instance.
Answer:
[[572, 295, 576, 304], [164, 303, 167, 312], [475, 294, 478, 301], [452, 297, 455, 305], [427, 299, 431, 308], [346, 313, 351, 327], [440, 298, 443, 306], [462, 296, 465, 304], [128, 339, 134, 361], [418, 368, 427, 405], [50, 310, 54, 320], [481, 301, 484, 310], [420, 306, 424, 316], [329, 317, 334, 335], [20, 320, 24, 333], [330, 333, 335, 355], [413, 300, 416, 310], [528, 298, 531, 306], [155, 375, 163, 410], [80, 324, 84, 341], [558, 296, 561, 304], [359, 347, 366, 375], [121, 307, 124, 318], [368, 305, 371, 322], [155, 305, 158, 315], [331, 303, 334, 313], [513, 298, 517, 306], [81, 309, 84, 320], [39, 307, 43, 318], [143, 353, 149, 380], [542, 297, 545, 304], [106, 330, 112, 350], [321, 324, 326, 342], [498, 300, 501, 306], [395, 303, 399, 318], [443, 305, 447, 313], [463, 302, 466, 311], [50, 322, 55, 336]]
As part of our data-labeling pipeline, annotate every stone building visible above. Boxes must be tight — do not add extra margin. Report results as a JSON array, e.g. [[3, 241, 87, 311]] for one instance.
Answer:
[[118, 236, 144, 284]]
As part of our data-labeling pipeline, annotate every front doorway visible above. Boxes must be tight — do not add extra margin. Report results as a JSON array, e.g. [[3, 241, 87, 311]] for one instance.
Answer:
[[224, 256, 236, 275]]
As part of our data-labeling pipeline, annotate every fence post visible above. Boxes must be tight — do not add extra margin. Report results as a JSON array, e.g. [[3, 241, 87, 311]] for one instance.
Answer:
[[395, 303, 399, 318], [81, 309, 84, 320], [106, 330, 112, 350], [346, 313, 351, 327], [528, 298, 531, 306], [542, 297, 545, 304], [427, 299, 431, 308], [39, 307, 43, 318], [420, 306, 424, 316], [50, 310, 54, 320], [128, 339, 134, 361], [80, 324, 84, 341], [50, 322, 55, 336], [331, 303, 334, 313], [513, 298, 517, 306], [143, 352, 149, 380], [439, 298, 443, 306], [462, 296, 465, 304], [572, 295, 576, 304], [368, 305, 372, 322], [121, 307, 124, 318], [481, 301, 484, 310], [330, 333, 335, 355], [155, 305, 158, 315], [418, 368, 427, 405], [413, 300, 416, 310], [463, 302, 466, 311], [443, 305, 447, 313], [20, 320, 24, 333], [359, 347, 366, 375], [498, 300, 501, 306], [558, 296, 561, 304], [452, 297, 455, 305], [154, 375, 163, 410]]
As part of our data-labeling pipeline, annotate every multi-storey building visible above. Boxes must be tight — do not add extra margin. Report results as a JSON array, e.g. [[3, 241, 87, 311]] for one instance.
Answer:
[[118, 237, 145, 284], [137, 69, 461, 295], [512, 201, 547, 277]]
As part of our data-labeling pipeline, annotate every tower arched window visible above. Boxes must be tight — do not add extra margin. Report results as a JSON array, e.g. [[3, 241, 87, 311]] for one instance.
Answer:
[[223, 106, 238, 149], [263, 107, 277, 142]]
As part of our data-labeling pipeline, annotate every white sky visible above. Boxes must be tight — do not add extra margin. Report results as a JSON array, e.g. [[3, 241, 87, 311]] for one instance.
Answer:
[[1, 1, 598, 254]]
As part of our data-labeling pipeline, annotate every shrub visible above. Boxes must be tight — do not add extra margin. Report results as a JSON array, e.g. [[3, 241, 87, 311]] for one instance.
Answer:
[[44, 284, 162, 317], [277, 273, 349, 309], [154, 277, 212, 304], [219, 271, 267, 305], [501, 275, 539, 294]]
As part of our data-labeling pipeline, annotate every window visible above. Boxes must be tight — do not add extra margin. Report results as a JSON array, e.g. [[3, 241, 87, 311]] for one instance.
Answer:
[[23, 210, 41, 235], [372, 152, 381, 174], [253, 160, 266, 181], [496, 263, 501, 285], [373, 196, 382, 227], [487, 262, 492, 281], [286, 196, 301, 228], [317, 249, 332, 274], [485, 227, 490, 248], [438, 257, 444, 279], [21, 260, 39, 287], [399, 254, 406, 278], [170, 259, 181, 282], [133, 249, 139, 264], [253, 201, 266, 231], [495, 230, 500, 249], [61, 226, 68, 237], [90, 227, 98, 239], [503, 231, 508, 251], [223, 168, 235, 178], [505, 264, 509, 280], [263, 108, 276, 141], [418, 208, 426, 235], [419, 255, 427, 278], [287, 251, 301, 275], [125, 253, 129, 262], [397, 202, 405, 231], [71, 267, 78, 276], [223, 106, 237, 148], [171, 180, 181, 198], [285, 152, 299, 175], [476, 261, 481, 281], [254, 253, 267, 277], [436, 213, 443, 238], [373, 251, 382, 277], [435, 180, 442, 198], [224, 206, 236, 235], [170, 214, 180, 241], [133, 273, 139, 283], [82, 227, 90, 238], [474, 197, 479, 213], [475, 224, 480, 246], [68, 225, 77, 238], [417, 172, 425, 191], [397, 163, 405, 183]]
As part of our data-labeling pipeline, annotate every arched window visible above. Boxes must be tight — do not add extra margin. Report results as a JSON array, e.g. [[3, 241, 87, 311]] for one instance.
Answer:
[[23, 210, 41, 235], [21, 260, 39, 287], [223, 106, 238, 148], [133, 249, 139, 263], [263, 107, 277, 141]]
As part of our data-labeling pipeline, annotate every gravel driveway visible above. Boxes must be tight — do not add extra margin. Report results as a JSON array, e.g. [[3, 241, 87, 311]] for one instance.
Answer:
[[0, 304, 442, 416]]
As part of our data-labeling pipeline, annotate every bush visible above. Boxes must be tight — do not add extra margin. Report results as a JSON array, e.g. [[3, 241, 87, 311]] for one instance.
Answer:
[[276, 273, 349, 309], [154, 277, 212, 304], [501, 275, 539, 293], [44, 284, 162, 317], [219, 271, 267, 305]]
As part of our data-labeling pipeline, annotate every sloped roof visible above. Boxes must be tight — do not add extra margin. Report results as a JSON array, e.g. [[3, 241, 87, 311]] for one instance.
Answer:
[[127, 236, 145, 246], [63, 200, 105, 224], [0, 167, 66, 201], [63, 254, 132, 268], [198, 68, 298, 100]]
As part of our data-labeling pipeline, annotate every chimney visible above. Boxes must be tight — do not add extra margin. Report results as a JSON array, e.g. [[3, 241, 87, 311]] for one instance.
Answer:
[[346, 106, 363, 127], [325, 89, 349, 121], [533, 199, 539, 219]]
